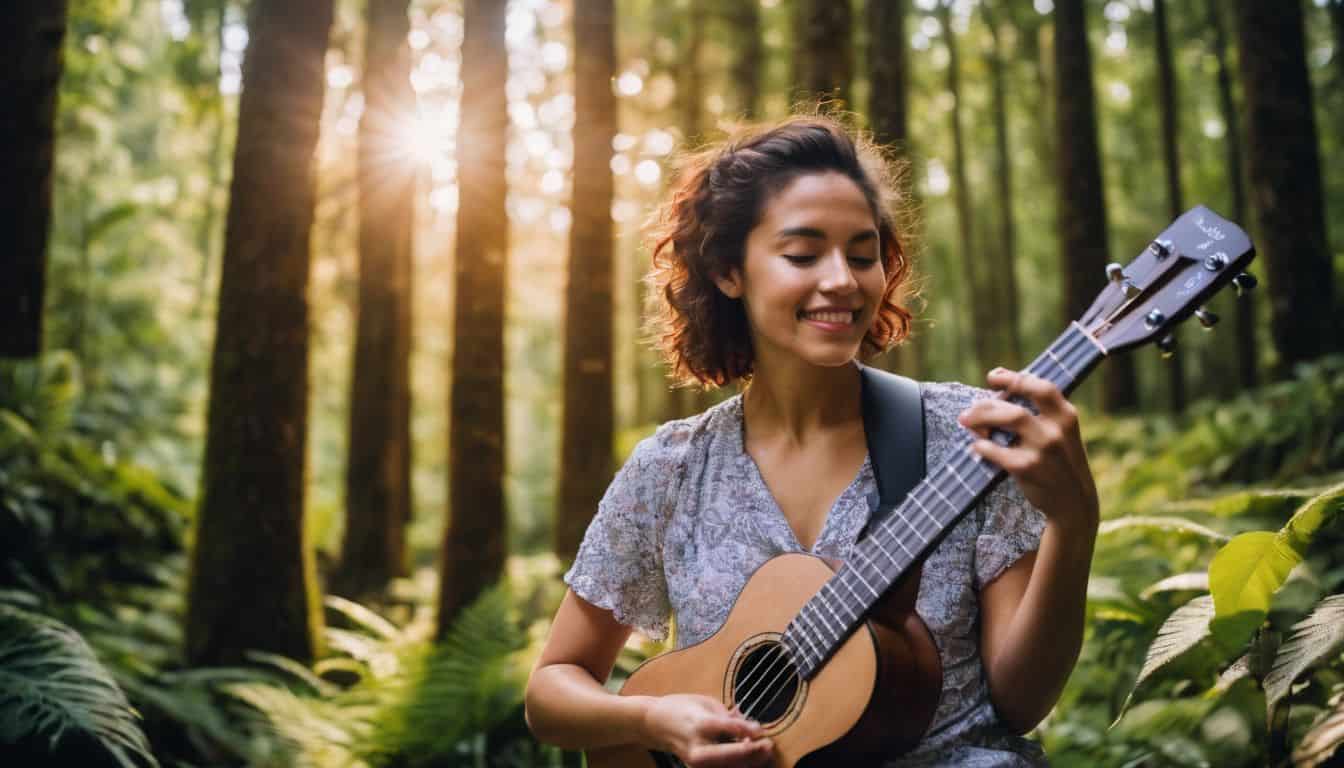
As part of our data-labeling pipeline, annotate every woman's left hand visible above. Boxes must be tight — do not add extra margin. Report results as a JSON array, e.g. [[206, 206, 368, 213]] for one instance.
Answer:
[[957, 367, 1099, 533]]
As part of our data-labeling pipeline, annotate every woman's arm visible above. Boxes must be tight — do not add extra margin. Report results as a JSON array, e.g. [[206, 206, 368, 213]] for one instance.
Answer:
[[525, 590, 772, 766], [957, 368, 1100, 733]]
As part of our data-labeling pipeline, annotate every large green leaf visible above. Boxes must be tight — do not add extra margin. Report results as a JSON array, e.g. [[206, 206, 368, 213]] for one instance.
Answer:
[[1279, 482, 1344, 554], [1117, 595, 1214, 722], [1264, 594, 1344, 722], [1209, 483, 1344, 650], [0, 606, 158, 767], [1208, 532, 1299, 650], [1294, 696, 1344, 768]]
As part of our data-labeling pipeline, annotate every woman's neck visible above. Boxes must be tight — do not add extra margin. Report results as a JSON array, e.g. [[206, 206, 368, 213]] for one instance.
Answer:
[[742, 359, 863, 446]]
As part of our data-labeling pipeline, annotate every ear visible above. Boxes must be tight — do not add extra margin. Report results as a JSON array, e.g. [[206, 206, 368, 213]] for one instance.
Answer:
[[713, 268, 743, 299]]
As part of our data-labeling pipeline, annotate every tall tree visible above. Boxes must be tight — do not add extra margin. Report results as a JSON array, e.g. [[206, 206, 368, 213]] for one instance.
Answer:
[[938, 5, 990, 374], [556, 0, 617, 561], [1206, 0, 1256, 389], [333, 0, 415, 600], [794, 0, 852, 105], [868, 0, 922, 377], [439, 0, 509, 636], [1054, 0, 1136, 410], [185, 0, 334, 666], [982, 0, 1023, 369], [1152, 0, 1186, 412], [1234, 0, 1337, 374], [725, 0, 762, 119], [1, 2, 68, 358]]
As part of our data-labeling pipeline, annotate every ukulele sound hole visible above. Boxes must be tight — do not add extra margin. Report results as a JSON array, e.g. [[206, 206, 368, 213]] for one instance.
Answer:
[[731, 640, 801, 725]]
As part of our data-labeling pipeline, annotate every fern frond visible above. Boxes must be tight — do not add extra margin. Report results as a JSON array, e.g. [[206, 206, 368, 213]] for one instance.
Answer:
[[1115, 595, 1214, 724], [0, 606, 158, 767], [1265, 594, 1344, 722], [363, 585, 530, 767], [1141, 572, 1211, 600], [1294, 695, 1344, 768], [1099, 516, 1229, 542]]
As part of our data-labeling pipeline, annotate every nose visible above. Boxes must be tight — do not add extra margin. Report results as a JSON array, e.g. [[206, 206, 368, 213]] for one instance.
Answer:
[[818, 248, 858, 293]]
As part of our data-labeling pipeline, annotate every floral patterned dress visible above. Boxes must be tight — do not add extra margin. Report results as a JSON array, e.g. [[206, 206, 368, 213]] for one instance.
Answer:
[[565, 382, 1049, 766]]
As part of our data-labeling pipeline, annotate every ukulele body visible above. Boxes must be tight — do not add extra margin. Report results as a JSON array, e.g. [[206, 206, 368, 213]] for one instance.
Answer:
[[586, 552, 942, 768]]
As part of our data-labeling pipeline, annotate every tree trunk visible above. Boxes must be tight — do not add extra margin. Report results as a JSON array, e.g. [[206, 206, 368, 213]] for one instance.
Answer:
[[439, 0, 509, 636], [983, 1, 1022, 370], [185, 0, 333, 666], [1054, 0, 1136, 410], [556, 0, 617, 562], [1, 2, 68, 358], [794, 0, 852, 106], [679, 0, 705, 146], [1234, 0, 1337, 375], [939, 5, 990, 374], [1206, 0, 1256, 390], [1153, 0, 1186, 412], [333, 0, 415, 600], [726, 0, 762, 119], [867, 0, 921, 377]]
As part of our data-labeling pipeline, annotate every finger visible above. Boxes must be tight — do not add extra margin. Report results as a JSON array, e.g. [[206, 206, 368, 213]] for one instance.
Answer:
[[958, 400, 1049, 445], [688, 739, 773, 768], [702, 714, 762, 742], [969, 437, 1038, 476], [986, 368, 1069, 417]]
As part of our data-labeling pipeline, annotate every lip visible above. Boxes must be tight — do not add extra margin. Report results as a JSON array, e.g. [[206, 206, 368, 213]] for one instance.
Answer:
[[797, 306, 861, 332]]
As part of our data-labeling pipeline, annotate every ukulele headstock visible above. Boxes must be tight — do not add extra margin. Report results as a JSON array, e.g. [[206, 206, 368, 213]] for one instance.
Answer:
[[1080, 205, 1255, 355]]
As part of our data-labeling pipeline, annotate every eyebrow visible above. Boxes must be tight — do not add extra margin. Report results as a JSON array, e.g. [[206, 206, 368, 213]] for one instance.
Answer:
[[776, 226, 878, 245]]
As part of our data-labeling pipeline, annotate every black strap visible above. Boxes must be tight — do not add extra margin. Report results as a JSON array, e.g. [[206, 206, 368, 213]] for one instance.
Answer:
[[858, 363, 926, 531]]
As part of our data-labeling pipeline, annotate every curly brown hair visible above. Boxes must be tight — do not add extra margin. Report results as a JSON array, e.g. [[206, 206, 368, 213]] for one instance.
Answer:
[[645, 115, 918, 389]]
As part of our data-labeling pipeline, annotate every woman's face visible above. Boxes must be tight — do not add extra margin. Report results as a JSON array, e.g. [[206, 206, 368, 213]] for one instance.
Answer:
[[715, 171, 887, 372]]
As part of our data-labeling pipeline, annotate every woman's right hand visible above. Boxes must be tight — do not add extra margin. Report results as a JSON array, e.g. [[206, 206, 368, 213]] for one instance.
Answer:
[[639, 694, 774, 767]]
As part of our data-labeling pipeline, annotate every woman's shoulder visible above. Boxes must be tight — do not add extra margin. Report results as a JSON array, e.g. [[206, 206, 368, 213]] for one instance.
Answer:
[[624, 394, 742, 473]]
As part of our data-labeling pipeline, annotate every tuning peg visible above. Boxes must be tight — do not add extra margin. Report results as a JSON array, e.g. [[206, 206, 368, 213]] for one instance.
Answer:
[[1158, 333, 1177, 359], [1145, 309, 1166, 330], [1233, 272, 1258, 296], [1148, 240, 1171, 259], [1194, 307, 1220, 329], [1106, 263, 1125, 283]]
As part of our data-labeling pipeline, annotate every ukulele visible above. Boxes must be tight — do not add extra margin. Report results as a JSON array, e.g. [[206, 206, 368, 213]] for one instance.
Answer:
[[587, 206, 1256, 767]]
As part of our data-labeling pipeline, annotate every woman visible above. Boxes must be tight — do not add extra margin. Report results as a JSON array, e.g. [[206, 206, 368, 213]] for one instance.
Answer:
[[524, 116, 1099, 767]]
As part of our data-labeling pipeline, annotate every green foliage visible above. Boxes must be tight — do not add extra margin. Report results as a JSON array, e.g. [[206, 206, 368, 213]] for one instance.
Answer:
[[1265, 595, 1344, 723], [0, 605, 158, 768]]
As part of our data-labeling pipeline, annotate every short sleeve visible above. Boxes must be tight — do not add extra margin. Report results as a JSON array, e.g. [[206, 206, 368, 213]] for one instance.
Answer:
[[973, 478, 1046, 590], [563, 428, 685, 641]]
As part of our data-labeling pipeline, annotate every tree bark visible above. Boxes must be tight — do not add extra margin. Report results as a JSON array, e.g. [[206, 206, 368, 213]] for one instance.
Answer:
[[439, 0, 509, 636], [794, 0, 852, 106], [726, 0, 762, 119], [1153, 0, 1186, 412], [1234, 0, 1337, 375], [983, 1, 1022, 370], [867, 0, 921, 377], [1206, 0, 1256, 390], [1, 2, 68, 358], [1054, 0, 1136, 410], [333, 0, 415, 600], [939, 5, 990, 374], [556, 0, 617, 561], [185, 0, 333, 666]]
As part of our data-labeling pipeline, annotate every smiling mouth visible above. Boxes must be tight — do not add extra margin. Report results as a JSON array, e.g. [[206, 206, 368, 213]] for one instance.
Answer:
[[798, 309, 859, 325]]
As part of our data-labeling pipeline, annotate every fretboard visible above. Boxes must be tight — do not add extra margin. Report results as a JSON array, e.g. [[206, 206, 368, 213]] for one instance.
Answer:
[[784, 322, 1105, 679]]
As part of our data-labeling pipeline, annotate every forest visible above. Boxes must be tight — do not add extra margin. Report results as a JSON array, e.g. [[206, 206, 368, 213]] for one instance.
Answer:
[[3, 0, 1344, 765]]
